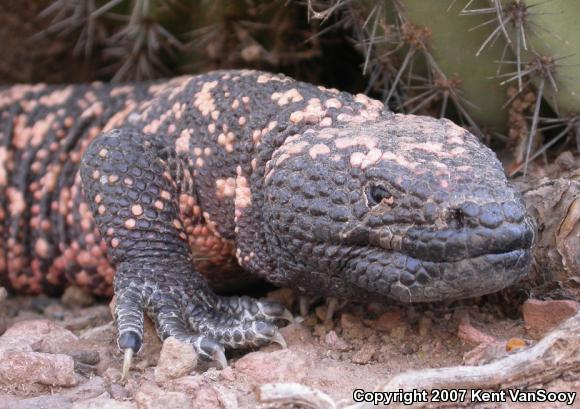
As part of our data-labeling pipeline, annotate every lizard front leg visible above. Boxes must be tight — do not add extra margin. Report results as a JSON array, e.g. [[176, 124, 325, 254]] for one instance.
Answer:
[[80, 128, 290, 375]]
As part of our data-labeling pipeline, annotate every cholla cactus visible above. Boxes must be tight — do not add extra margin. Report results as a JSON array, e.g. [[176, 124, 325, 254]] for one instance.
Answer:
[[35, 0, 187, 81], [308, 0, 580, 175], [36, 0, 324, 82]]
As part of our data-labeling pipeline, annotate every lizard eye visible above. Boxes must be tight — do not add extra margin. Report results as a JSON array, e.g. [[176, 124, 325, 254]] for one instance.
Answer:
[[366, 184, 392, 207]]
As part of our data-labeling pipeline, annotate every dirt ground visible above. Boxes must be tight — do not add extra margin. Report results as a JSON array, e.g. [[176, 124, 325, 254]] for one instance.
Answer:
[[0, 281, 578, 409]]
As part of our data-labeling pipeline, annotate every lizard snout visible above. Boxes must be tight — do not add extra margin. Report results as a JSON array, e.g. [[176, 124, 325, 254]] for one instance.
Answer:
[[401, 200, 535, 263]]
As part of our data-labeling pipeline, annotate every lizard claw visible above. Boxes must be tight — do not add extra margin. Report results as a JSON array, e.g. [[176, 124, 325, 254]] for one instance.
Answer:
[[325, 297, 338, 324], [117, 330, 142, 381], [271, 331, 288, 349], [256, 300, 294, 323], [213, 348, 228, 369], [280, 308, 295, 324], [121, 348, 133, 381]]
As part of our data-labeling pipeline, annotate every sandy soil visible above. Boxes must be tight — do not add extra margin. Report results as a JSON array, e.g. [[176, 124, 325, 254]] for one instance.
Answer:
[[0, 283, 578, 409]]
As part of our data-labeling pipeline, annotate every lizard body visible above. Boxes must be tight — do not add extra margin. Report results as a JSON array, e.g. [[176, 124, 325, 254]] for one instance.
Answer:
[[0, 70, 535, 364]]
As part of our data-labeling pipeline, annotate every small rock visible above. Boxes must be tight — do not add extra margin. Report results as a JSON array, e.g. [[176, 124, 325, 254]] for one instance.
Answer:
[[0, 350, 76, 386], [214, 385, 238, 409], [266, 288, 295, 310], [457, 316, 496, 346], [279, 322, 314, 346], [68, 350, 100, 366], [389, 325, 407, 340], [1, 395, 72, 409], [169, 375, 204, 394], [135, 382, 193, 409], [399, 343, 417, 356], [340, 313, 366, 338], [351, 344, 376, 364], [241, 44, 262, 63], [523, 299, 579, 339], [506, 337, 528, 352], [124, 378, 140, 396], [109, 383, 131, 400], [314, 305, 327, 322], [220, 366, 235, 382], [72, 398, 136, 409], [324, 330, 351, 351], [312, 324, 327, 339], [203, 367, 222, 382], [168, 381, 223, 409], [372, 310, 404, 332], [80, 322, 115, 343], [62, 286, 95, 308], [0, 319, 79, 354], [64, 376, 107, 401], [102, 368, 122, 383], [301, 315, 318, 327], [64, 306, 112, 331], [2, 321, 96, 375], [234, 349, 309, 384], [555, 151, 576, 171], [340, 313, 360, 330], [190, 385, 222, 409], [43, 303, 67, 320], [418, 316, 432, 337], [154, 337, 198, 383]]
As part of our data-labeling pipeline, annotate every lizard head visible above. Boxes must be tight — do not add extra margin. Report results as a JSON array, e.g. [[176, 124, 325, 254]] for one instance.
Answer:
[[262, 114, 535, 302]]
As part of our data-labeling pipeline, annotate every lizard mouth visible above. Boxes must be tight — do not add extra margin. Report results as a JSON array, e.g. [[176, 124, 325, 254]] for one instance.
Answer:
[[348, 246, 533, 303], [399, 247, 532, 302], [347, 216, 536, 302], [399, 217, 536, 263]]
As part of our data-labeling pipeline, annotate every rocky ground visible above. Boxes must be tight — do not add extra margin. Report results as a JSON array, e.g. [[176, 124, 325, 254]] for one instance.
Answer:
[[0, 283, 578, 409]]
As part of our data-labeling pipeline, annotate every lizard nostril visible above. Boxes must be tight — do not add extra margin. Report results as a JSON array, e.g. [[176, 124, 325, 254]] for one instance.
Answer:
[[447, 208, 465, 229]]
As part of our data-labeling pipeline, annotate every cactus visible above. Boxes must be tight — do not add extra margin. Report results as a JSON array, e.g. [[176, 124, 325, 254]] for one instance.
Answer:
[[480, 0, 580, 174], [395, 0, 515, 133], [35, 0, 187, 80], [308, 0, 579, 174], [35, 0, 324, 82]]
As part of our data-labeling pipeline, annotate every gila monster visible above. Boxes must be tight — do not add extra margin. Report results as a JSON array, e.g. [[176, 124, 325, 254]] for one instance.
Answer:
[[0, 70, 535, 369]]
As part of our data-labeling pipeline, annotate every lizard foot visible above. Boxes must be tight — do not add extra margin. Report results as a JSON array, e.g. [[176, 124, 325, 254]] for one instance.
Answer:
[[114, 259, 292, 379]]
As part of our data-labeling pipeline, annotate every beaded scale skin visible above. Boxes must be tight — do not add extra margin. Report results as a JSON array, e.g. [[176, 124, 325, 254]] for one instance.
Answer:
[[0, 70, 535, 369]]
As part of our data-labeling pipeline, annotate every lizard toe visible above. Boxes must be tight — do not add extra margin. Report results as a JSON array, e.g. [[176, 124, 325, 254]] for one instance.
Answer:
[[114, 279, 145, 354], [216, 295, 294, 323], [145, 290, 228, 366], [184, 302, 286, 350]]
